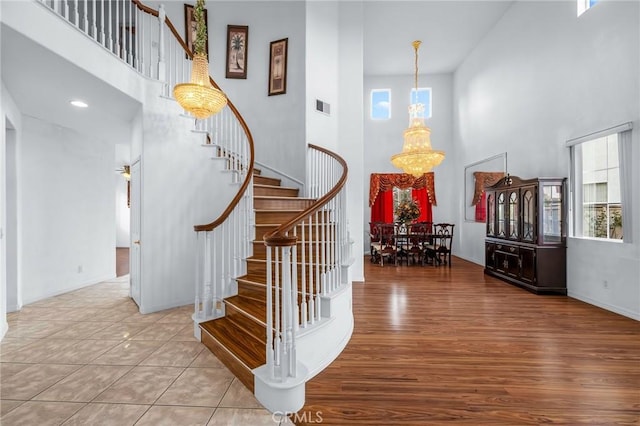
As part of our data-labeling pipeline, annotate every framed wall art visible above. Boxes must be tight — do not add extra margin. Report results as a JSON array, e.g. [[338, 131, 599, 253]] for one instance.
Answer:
[[226, 25, 248, 79], [268, 38, 288, 96]]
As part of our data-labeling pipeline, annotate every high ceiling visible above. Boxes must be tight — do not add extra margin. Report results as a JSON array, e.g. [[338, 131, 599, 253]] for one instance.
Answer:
[[364, 1, 513, 75], [1, 1, 514, 146]]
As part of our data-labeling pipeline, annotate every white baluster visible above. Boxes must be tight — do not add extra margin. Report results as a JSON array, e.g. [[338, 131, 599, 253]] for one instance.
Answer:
[[158, 5, 166, 82], [83, 0, 88, 33], [266, 247, 274, 379], [90, 0, 96, 38]]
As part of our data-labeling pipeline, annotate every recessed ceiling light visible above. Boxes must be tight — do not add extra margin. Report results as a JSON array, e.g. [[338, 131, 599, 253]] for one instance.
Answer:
[[70, 100, 89, 108]]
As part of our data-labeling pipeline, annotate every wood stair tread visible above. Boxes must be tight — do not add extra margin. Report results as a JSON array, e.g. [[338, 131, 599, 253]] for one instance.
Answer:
[[200, 317, 266, 369], [254, 195, 315, 201], [225, 295, 267, 324]]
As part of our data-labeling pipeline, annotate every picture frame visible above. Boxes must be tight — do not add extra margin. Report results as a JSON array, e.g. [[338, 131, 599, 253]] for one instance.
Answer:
[[184, 3, 208, 58], [226, 25, 249, 79], [268, 38, 288, 96]]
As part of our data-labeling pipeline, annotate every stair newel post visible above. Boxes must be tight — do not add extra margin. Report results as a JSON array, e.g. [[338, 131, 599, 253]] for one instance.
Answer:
[[194, 232, 202, 318], [266, 246, 275, 380], [204, 231, 213, 317], [281, 245, 290, 380], [157, 5, 166, 83], [291, 239, 299, 334], [274, 247, 281, 374]]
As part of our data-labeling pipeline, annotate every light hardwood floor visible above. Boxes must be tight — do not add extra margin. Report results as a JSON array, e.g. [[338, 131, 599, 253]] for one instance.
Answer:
[[297, 256, 640, 425]]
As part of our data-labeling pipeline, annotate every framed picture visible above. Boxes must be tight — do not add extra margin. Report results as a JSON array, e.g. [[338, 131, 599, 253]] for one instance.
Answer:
[[226, 25, 248, 79], [184, 3, 208, 58], [268, 38, 288, 96]]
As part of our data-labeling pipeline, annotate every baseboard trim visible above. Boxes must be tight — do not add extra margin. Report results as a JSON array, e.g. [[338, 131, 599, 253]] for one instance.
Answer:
[[22, 273, 115, 306], [568, 291, 640, 321]]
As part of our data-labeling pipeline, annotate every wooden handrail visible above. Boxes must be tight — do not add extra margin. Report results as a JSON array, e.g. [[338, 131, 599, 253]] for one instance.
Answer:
[[132, 0, 255, 233], [264, 144, 348, 247]]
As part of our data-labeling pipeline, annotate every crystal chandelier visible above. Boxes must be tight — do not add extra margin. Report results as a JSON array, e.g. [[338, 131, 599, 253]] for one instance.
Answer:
[[173, 0, 227, 119], [391, 40, 445, 177]]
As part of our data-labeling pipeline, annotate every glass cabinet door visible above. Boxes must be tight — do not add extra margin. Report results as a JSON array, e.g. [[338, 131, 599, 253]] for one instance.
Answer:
[[508, 190, 519, 240], [521, 187, 536, 242], [497, 192, 506, 238], [542, 184, 563, 244], [487, 193, 495, 236]]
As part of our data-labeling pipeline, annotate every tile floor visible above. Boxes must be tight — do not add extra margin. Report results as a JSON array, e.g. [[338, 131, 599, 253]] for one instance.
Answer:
[[0, 276, 283, 425]]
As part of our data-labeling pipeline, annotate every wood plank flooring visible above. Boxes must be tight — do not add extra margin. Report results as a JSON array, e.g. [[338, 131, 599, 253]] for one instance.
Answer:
[[116, 247, 129, 277], [296, 256, 640, 425]]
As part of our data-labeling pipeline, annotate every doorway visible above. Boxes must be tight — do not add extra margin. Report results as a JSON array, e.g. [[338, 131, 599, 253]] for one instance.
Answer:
[[4, 122, 19, 312]]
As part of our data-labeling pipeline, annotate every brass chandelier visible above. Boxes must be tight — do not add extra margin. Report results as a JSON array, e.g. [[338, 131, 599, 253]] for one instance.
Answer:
[[173, 0, 227, 119], [391, 40, 445, 177]]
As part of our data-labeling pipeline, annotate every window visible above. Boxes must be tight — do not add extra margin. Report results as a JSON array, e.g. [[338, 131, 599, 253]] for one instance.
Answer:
[[569, 125, 632, 241], [392, 187, 412, 222], [409, 88, 432, 118], [371, 89, 391, 120], [577, 0, 598, 17]]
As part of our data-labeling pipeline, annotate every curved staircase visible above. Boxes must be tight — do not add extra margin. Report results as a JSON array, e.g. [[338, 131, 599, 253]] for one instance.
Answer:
[[199, 170, 315, 392]]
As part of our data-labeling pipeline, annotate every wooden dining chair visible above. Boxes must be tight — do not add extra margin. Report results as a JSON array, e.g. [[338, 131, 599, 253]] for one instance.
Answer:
[[377, 223, 398, 266], [431, 223, 455, 266]]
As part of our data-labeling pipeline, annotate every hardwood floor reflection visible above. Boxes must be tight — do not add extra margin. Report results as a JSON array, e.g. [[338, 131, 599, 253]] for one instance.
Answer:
[[297, 256, 640, 425], [116, 247, 129, 277]]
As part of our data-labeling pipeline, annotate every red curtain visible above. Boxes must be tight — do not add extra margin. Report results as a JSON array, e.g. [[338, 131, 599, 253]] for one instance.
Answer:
[[369, 173, 437, 207], [371, 189, 394, 224], [412, 188, 432, 222], [475, 191, 487, 222]]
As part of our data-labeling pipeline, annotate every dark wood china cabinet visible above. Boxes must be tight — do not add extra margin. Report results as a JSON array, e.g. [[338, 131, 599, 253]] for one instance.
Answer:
[[485, 175, 567, 295]]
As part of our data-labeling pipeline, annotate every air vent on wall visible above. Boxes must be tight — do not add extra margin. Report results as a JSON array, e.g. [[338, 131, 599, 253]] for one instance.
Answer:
[[316, 99, 331, 115]]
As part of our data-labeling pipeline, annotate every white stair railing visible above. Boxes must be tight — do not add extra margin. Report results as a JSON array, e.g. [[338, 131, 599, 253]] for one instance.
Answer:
[[37, 0, 255, 324], [263, 144, 348, 382]]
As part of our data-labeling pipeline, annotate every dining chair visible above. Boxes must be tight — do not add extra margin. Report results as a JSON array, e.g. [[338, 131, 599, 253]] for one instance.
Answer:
[[431, 223, 455, 266]]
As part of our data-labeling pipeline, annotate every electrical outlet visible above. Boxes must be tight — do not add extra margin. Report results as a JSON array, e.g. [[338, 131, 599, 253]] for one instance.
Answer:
[[603, 280, 609, 289], [77, 265, 83, 273]]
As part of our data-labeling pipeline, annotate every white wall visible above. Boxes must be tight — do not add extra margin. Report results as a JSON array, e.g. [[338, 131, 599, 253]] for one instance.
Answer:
[[363, 73, 454, 252], [338, 1, 365, 282], [1, 82, 22, 339], [453, 1, 640, 319], [306, 1, 339, 153], [149, 1, 307, 183], [1, 6, 6, 336], [19, 116, 116, 304], [138, 93, 236, 313]]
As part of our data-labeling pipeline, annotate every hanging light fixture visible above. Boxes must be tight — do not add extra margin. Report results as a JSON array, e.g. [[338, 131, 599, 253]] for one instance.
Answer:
[[391, 40, 445, 177], [173, 0, 227, 119]]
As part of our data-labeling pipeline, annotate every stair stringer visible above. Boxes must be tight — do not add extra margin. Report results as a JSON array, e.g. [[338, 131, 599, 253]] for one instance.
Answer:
[[253, 281, 354, 413]]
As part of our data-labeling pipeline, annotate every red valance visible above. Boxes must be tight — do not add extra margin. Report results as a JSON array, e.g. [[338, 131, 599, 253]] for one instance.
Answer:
[[472, 172, 505, 206], [369, 173, 436, 207]]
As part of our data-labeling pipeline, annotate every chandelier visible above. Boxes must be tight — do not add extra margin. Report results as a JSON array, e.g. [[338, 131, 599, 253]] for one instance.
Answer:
[[391, 40, 445, 177], [173, 0, 227, 119]]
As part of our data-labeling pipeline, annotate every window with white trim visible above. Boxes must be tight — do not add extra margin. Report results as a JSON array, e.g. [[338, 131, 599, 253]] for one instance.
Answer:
[[410, 88, 432, 119], [569, 125, 632, 241], [370, 89, 391, 120], [578, 0, 598, 17]]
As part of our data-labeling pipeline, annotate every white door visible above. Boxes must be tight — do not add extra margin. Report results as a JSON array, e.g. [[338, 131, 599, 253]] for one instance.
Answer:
[[130, 159, 142, 307]]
